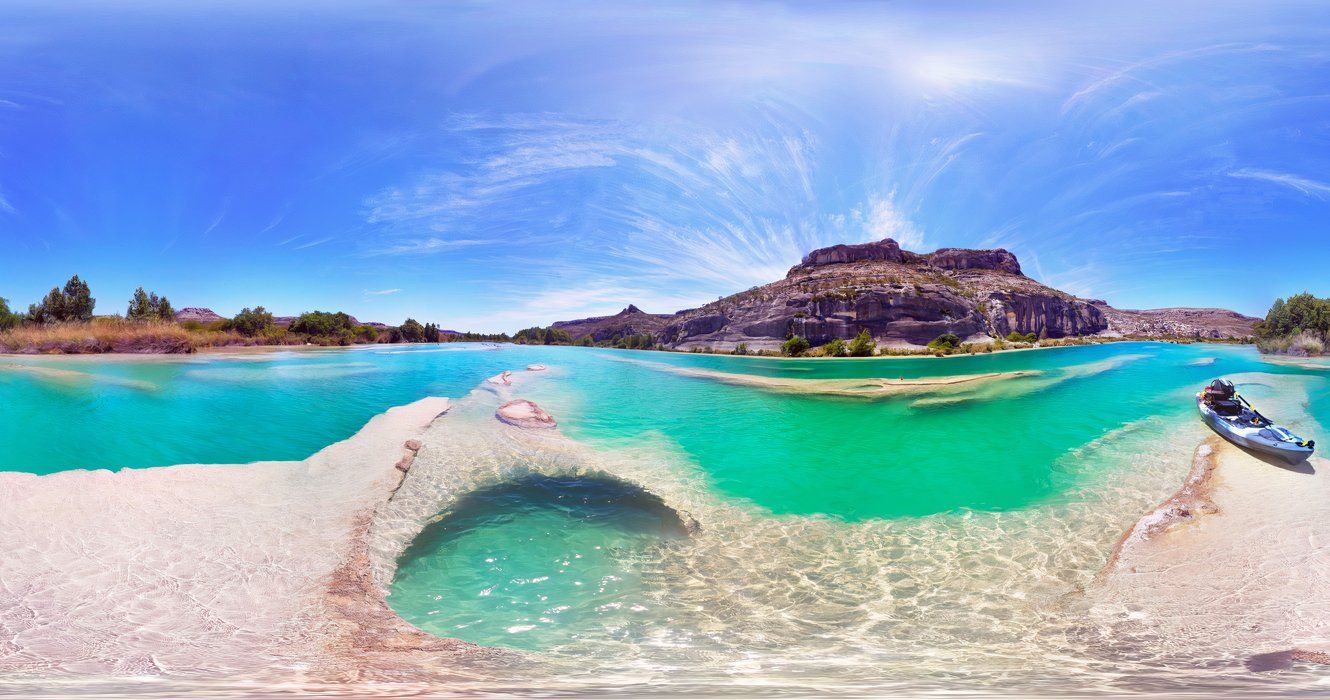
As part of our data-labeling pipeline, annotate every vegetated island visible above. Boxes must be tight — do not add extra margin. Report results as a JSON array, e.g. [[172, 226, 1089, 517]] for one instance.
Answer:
[[0, 237, 1274, 357], [523, 237, 1262, 357]]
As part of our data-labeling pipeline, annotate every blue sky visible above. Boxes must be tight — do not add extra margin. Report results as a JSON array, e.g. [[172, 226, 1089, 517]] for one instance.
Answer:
[[1, 1, 1328, 331]]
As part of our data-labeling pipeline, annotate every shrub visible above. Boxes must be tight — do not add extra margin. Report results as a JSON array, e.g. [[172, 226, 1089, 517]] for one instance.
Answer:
[[847, 329, 875, 357], [782, 335, 810, 356], [927, 333, 961, 352], [1006, 331, 1038, 343], [733, 342, 749, 355], [821, 337, 848, 357], [231, 306, 276, 336], [289, 310, 354, 336]]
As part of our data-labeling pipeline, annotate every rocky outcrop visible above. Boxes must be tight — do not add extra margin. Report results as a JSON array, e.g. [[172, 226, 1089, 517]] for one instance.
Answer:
[[550, 304, 675, 343], [925, 248, 1022, 275], [495, 399, 557, 429], [658, 237, 1106, 350], [173, 307, 224, 324], [793, 238, 904, 269], [1092, 303, 1259, 339]]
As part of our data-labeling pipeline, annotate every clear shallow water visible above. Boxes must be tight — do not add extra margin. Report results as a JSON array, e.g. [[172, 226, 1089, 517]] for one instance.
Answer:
[[5, 341, 1330, 693], [390, 474, 689, 650]]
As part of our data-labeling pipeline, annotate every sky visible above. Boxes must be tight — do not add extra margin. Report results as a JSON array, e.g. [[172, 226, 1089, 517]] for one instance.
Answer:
[[1, 1, 1328, 331]]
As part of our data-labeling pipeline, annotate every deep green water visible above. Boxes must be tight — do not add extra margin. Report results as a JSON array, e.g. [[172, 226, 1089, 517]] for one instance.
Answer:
[[6, 341, 1330, 660]]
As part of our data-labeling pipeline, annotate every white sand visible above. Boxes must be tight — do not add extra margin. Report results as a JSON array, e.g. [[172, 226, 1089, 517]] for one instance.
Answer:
[[0, 397, 456, 679], [1093, 373, 1330, 662]]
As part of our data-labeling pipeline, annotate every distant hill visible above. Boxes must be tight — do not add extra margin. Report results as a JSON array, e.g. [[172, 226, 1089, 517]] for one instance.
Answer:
[[173, 307, 224, 324], [1090, 303, 1259, 339], [545, 238, 1259, 351], [549, 304, 675, 343]]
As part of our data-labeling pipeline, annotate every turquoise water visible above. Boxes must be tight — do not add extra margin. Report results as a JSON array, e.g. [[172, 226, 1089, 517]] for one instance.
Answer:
[[6, 341, 1330, 684], [390, 474, 689, 650], [2, 342, 1323, 516]]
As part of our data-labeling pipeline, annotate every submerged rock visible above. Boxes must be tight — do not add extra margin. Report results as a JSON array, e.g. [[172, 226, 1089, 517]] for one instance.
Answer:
[[495, 399, 557, 429], [526, 364, 547, 371], [486, 370, 513, 386]]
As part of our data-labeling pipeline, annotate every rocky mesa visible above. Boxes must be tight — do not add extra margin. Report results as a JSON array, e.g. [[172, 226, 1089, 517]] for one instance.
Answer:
[[557, 238, 1256, 352]]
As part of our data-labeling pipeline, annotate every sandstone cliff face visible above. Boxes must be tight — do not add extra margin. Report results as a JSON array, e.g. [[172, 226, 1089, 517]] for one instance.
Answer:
[[550, 304, 675, 343], [658, 238, 1105, 350]]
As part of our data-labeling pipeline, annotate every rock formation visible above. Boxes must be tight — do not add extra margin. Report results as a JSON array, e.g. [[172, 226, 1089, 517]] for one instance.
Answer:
[[1090, 302, 1258, 339], [658, 238, 1106, 350], [173, 307, 224, 324], [495, 399, 557, 429], [550, 304, 674, 343]]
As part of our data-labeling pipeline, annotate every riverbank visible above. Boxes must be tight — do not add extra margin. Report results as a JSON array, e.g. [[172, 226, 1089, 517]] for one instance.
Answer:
[[0, 394, 482, 684], [1093, 372, 1330, 669]]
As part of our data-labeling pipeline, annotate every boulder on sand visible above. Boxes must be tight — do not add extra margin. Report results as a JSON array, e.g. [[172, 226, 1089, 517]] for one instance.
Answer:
[[495, 399, 557, 429], [486, 371, 513, 386]]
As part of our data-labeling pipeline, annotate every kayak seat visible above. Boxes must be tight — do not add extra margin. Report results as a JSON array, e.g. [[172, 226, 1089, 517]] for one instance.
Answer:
[[1212, 399, 1243, 416]]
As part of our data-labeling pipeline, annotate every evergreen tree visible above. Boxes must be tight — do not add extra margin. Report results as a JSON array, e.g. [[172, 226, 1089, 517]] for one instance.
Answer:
[[127, 287, 153, 320], [61, 275, 94, 321]]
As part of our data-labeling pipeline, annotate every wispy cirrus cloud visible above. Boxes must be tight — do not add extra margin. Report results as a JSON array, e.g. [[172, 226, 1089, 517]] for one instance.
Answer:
[[1228, 168, 1330, 199], [364, 288, 401, 296]]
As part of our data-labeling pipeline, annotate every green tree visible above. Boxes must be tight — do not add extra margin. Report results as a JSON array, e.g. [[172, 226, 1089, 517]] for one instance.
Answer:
[[231, 306, 275, 336], [423, 322, 440, 342], [1258, 292, 1330, 338], [781, 335, 810, 356], [398, 318, 426, 342], [0, 297, 19, 330], [821, 337, 848, 357], [127, 287, 153, 320], [847, 329, 876, 357], [289, 310, 354, 336], [577, 334, 595, 347], [733, 342, 749, 355], [61, 275, 95, 321], [156, 295, 174, 320]]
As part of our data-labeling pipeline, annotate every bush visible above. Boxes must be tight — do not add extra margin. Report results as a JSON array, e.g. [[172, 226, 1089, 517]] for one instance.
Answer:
[[231, 306, 275, 336], [1006, 331, 1038, 344], [782, 335, 810, 356], [289, 310, 354, 336], [847, 329, 875, 357], [733, 342, 749, 355], [927, 333, 961, 352], [821, 337, 848, 357]]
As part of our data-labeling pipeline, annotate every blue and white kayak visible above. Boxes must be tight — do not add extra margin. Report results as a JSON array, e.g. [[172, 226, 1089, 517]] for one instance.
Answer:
[[1196, 381, 1315, 465]]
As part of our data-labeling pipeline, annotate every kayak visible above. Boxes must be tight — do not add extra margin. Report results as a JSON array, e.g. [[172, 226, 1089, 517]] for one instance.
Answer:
[[1196, 379, 1315, 465]]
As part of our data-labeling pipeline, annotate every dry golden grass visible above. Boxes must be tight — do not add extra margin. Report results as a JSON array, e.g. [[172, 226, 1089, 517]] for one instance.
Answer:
[[0, 318, 201, 353], [0, 317, 280, 354]]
